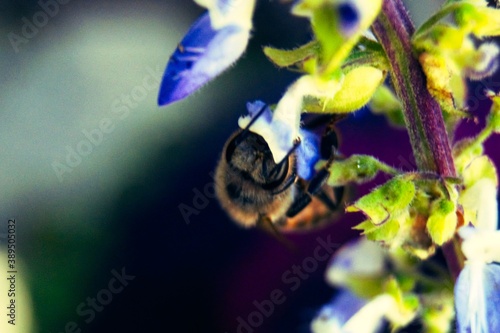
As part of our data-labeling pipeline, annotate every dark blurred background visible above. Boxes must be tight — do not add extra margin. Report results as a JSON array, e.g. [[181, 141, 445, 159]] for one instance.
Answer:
[[0, 1, 499, 332]]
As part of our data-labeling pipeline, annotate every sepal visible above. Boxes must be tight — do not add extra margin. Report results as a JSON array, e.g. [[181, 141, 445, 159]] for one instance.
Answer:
[[346, 177, 416, 225]]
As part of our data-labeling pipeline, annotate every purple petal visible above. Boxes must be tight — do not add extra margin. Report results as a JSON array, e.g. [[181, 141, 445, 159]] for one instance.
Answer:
[[158, 12, 249, 106], [455, 263, 500, 333]]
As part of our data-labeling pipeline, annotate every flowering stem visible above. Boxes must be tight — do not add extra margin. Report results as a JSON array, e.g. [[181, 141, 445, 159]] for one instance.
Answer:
[[371, 0, 461, 279], [371, 0, 455, 176]]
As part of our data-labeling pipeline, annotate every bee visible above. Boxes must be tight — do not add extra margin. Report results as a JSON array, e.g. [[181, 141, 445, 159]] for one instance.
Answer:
[[215, 106, 346, 234], [488, 0, 500, 8]]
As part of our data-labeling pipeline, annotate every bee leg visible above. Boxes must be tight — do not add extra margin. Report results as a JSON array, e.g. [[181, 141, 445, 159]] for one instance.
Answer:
[[301, 114, 347, 131], [285, 179, 311, 218], [306, 168, 330, 195], [270, 172, 297, 195], [320, 121, 341, 160], [285, 191, 312, 218], [285, 169, 328, 219], [267, 138, 301, 180], [306, 159, 346, 211], [284, 115, 346, 219], [257, 216, 297, 252], [285, 165, 341, 218], [266, 138, 301, 195], [316, 187, 343, 211]]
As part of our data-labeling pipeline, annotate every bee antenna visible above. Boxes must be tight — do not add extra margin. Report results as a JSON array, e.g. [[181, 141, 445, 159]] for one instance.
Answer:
[[236, 104, 269, 143], [263, 138, 301, 194], [225, 104, 269, 162], [268, 138, 301, 179]]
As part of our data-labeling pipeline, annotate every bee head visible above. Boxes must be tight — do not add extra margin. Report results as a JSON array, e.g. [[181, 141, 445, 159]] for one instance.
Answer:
[[225, 131, 293, 190]]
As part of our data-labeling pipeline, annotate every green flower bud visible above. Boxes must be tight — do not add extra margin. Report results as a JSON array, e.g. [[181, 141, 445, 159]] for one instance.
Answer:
[[426, 198, 457, 246]]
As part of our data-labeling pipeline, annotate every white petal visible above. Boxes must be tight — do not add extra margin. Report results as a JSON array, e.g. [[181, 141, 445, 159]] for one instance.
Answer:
[[326, 238, 386, 287], [460, 178, 498, 232], [192, 26, 250, 82], [455, 262, 500, 332], [459, 226, 500, 263], [342, 294, 394, 333], [311, 291, 366, 333], [195, 0, 256, 30]]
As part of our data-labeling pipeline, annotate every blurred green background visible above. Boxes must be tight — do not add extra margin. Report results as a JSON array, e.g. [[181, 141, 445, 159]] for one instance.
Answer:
[[1, 1, 497, 333]]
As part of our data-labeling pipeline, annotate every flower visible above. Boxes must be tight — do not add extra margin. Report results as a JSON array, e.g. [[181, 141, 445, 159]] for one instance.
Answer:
[[194, 0, 255, 30], [454, 177, 500, 333], [325, 237, 386, 287], [313, 237, 419, 332], [311, 239, 388, 333], [238, 100, 321, 180], [311, 290, 386, 333], [455, 228, 500, 333], [292, 0, 382, 38], [239, 75, 343, 165], [296, 129, 321, 180], [414, 1, 500, 113], [158, 0, 255, 106]]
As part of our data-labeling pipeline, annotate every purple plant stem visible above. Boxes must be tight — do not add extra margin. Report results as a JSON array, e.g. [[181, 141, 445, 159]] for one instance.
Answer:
[[372, 0, 461, 279]]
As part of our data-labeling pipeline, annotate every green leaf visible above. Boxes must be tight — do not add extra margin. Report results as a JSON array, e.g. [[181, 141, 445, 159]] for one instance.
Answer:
[[262, 41, 320, 69], [347, 177, 416, 225], [412, 2, 465, 42], [342, 37, 389, 72], [354, 219, 400, 242]]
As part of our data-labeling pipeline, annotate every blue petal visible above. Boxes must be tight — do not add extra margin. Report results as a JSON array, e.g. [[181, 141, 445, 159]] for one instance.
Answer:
[[246, 101, 273, 123], [455, 263, 500, 333], [217, 0, 234, 15], [312, 290, 366, 330], [338, 2, 360, 36], [158, 12, 249, 106], [240, 102, 320, 174], [330, 290, 366, 324], [238, 101, 295, 164], [296, 129, 320, 180]]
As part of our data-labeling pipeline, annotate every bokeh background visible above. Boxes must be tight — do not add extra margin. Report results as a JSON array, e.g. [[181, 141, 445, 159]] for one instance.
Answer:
[[0, 0, 499, 332]]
